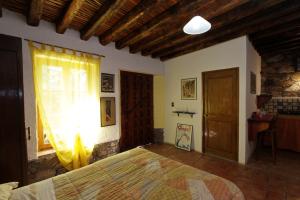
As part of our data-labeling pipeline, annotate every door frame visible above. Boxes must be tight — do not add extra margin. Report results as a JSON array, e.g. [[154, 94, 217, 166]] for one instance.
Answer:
[[0, 34, 28, 185], [202, 67, 239, 161]]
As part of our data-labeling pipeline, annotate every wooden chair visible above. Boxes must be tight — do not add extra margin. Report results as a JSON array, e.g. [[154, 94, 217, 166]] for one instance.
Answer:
[[255, 116, 277, 164]]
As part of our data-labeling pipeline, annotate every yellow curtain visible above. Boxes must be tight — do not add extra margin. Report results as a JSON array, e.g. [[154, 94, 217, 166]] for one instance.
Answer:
[[29, 42, 101, 170]]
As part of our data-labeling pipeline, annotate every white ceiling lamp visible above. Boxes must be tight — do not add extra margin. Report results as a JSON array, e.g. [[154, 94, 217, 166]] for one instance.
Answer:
[[183, 16, 211, 35]]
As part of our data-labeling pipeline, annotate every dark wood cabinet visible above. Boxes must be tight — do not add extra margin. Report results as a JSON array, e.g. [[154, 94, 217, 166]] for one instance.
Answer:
[[120, 71, 153, 151], [276, 115, 300, 152], [0, 34, 28, 185]]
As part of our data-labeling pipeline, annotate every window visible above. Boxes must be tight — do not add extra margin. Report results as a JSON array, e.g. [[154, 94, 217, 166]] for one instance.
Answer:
[[37, 65, 89, 151], [30, 43, 101, 169]]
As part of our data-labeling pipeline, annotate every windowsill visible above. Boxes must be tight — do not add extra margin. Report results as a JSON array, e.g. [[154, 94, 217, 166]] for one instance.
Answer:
[[37, 149, 56, 157]]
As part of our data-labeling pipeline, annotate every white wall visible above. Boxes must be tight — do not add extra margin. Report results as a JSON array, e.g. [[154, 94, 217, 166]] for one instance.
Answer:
[[246, 37, 261, 161], [0, 9, 164, 160], [163, 36, 250, 164]]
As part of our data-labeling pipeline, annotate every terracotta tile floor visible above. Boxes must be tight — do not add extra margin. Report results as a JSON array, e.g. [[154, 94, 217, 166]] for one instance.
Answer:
[[144, 144, 300, 200]]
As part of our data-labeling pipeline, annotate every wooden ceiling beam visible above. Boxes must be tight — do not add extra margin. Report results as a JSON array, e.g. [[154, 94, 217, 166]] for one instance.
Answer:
[[115, 0, 199, 49], [80, 0, 126, 41], [251, 26, 300, 46], [161, 30, 300, 61], [130, 0, 249, 54], [261, 45, 300, 56], [99, 0, 165, 46], [99, 0, 154, 45], [160, 31, 300, 61], [141, 32, 187, 56], [255, 34, 300, 51], [272, 48, 300, 56], [56, 0, 85, 34], [27, 0, 44, 26], [142, 0, 284, 56], [259, 38, 300, 52], [157, 1, 300, 59], [250, 20, 300, 42], [136, 30, 182, 55], [158, 3, 300, 60], [159, 31, 243, 60]]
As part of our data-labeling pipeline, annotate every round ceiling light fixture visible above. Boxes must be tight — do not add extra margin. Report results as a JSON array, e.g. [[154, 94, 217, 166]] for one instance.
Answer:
[[183, 16, 211, 35]]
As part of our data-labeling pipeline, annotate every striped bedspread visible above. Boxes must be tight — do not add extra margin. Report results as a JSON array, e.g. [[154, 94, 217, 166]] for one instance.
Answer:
[[10, 147, 244, 200]]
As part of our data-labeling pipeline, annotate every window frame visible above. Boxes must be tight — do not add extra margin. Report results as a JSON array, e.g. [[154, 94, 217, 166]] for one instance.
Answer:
[[37, 106, 52, 151]]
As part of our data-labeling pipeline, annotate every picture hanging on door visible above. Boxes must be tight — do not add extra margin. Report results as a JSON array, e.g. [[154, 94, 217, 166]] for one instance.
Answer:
[[181, 78, 197, 100], [175, 123, 193, 151]]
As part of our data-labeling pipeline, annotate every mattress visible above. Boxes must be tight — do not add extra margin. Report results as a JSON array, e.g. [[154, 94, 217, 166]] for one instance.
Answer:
[[10, 147, 244, 200]]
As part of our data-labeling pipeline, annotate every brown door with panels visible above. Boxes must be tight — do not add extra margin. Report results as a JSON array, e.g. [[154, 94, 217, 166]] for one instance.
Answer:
[[120, 71, 153, 151], [203, 68, 239, 161], [0, 34, 28, 185]]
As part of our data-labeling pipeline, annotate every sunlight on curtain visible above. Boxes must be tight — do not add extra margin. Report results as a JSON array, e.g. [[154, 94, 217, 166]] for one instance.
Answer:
[[29, 42, 101, 170]]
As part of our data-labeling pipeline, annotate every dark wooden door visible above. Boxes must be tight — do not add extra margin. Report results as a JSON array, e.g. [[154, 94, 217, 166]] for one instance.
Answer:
[[203, 68, 239, 161], [120, 71, 153, 151], [0, 34, 28, 185]]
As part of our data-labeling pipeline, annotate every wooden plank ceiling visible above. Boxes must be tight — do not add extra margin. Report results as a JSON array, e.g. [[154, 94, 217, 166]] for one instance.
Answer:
[[2, 0, 300, 60]]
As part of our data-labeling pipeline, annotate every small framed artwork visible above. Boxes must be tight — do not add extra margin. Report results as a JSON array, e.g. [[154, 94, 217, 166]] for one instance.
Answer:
[[101, 73, 115, 93], [250, 72, 256, 94], [175, 123, 193, 151], [181, 78, 197, 100], [100, 97, 116, 127]]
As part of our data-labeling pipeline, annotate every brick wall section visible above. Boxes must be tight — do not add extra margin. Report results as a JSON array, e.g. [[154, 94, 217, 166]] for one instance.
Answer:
[[28, 140, 119, 184], [261, 53, 300, 97]]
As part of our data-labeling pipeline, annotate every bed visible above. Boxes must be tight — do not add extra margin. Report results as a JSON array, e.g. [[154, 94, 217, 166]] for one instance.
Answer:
[[10, 147, 244, 200]]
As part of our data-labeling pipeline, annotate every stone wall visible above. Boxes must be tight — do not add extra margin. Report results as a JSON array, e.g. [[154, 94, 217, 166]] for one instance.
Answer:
[[28, 140, 119, 184], [90, 140, 119, 163], [261, 53, 300, 97], [153, 128, 164, 144]]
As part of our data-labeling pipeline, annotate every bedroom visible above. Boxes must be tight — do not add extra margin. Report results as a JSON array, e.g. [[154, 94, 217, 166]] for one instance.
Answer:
[[0, 0, 299, 199]]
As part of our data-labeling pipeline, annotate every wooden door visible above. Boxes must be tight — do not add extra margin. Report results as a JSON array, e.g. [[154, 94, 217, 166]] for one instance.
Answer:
[[0, 34, 28, 185], [203, 68, 239, 161], [120, 71, 153, 151]]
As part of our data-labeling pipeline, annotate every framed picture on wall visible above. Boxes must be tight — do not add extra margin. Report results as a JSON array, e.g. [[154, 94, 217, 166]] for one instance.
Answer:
[[181, 78, 197, 100], [250, 72, 256, 94], [101, 73, 115, 93], [175, 123, 193, 151], [100, 97, 116, 127]]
